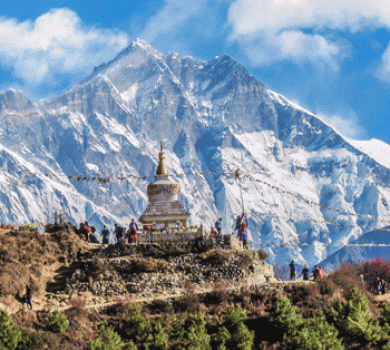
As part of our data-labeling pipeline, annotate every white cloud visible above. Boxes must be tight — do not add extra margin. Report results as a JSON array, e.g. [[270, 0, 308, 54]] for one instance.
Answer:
[[377, 44, 390, 82], [319, 111, 366, 140], [0, 8, 129, 85], [240, 30, 344, 70], [141, 0, 206, 43], [139, 0, 229, 56], [228, 0, 390, 69]]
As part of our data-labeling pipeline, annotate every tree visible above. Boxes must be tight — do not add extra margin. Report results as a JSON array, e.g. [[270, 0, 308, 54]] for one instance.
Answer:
[[218, 304, 254, 350], [180, 313, 211, 350], [122, 304, 152, 342], [269, 294, 303, 335], [85, 320, 123, 350], [329, 288, 381, 346], [213, 326, 231, 350], [282, 311, 344, 350], [126, 341, 138, 350], [0, 309, 22, 350], [46, 310, 68, 333]]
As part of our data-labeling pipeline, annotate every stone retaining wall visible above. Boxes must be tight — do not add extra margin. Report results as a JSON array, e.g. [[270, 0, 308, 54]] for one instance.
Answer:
[[65, 250, 274, 297]]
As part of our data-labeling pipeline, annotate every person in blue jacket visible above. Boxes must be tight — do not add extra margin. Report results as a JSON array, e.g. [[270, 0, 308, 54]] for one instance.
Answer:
[[215, 217, 222, 235]]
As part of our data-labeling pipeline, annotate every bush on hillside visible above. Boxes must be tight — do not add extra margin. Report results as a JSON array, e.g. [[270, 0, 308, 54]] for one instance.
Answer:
[[328, 288, 381, 346], [121, 303, 152, 342], [361, 257, 390, 291], [317, 277, 335, 296], [46, 310, 68, 333], [257, 250, 268, 261], [0, 309, 22, 350], [201, 250, 233, 266], [269, 294, 303, 334], [283, 311, 344, 350], [328, 262, 363, 295], [132, 258, 168, 273], [85, 319, 123, 350]]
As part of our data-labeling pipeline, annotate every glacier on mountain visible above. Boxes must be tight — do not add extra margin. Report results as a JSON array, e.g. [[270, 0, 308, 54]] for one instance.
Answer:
[[0, 39, 389, 267]]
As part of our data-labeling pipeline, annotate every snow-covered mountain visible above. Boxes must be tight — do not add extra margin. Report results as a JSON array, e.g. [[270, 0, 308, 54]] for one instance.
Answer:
[[1, 38, 390, 267], [318, 226, 390, 272]]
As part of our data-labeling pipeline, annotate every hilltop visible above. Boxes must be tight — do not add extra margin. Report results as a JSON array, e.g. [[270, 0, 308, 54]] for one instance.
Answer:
[[2, 225, 390, 349], [0, 224, 272, 313]]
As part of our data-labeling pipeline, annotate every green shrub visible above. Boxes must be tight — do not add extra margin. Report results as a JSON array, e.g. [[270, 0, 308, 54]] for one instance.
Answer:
[[47, 310, 68, 333], [181, 313, 211, 350], [85, 320, 123, 350], [378, 303, 390, 326], [213, 326, 231, 350], [0, 309, 22, 350], [166, 314, 185, 342], [269, 294, 303, 334], [148, 324, 168, 350], [317, 277, 335, 296], [282, 311, 344, 350], [224, 304, 254, 350], [122, 304, 152, 342], [126, 341, 138, 350], [329, 288, 381, 346]]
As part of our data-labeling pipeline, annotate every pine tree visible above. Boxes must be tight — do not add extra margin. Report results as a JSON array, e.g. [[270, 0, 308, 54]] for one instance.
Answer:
[[329, 288, 381, 346], [269, 294, 303, 335], [223, 304, 254, 350], [47, 310, 68, 333], [214, 326, 231, 350], [282, 311, 344, 350], [0, 309, 22, 350], [126, 341, 138, 350], [180, 313, 211, 350], [148, 324, 168, 350], [85, 319, 123, 350], [122, 303, 152, 342], [378, 303, 390, 326]]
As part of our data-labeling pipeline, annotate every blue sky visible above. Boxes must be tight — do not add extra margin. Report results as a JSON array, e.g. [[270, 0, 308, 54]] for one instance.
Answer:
[[2, 0, 390, 145]]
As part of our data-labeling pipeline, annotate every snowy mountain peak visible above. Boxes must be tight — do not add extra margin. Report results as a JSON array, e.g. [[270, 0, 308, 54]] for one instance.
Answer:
[[0, 40, 389, 269], [0, 88, 34, 115]]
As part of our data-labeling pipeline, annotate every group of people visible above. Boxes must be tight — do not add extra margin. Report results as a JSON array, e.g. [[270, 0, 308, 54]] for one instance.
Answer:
[[209, 214, 248, 249], [375, 277, 388, 295], [289, 261, 324, 281], [79, 219, 139, 244]]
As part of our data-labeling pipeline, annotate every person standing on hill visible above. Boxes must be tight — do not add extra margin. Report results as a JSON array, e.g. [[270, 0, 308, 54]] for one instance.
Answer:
[[25, 284, 33, 310], [215, 217, 222, 235], [114, 223, 124, 241], [318, 266, 324, 279], [312, 265, 320, 281], [302, 265, 309, 281], [289, 260, 296, 281], [241, 230, 248, 249], [102, 225, 110, 244], [128, 219, 138, 244]]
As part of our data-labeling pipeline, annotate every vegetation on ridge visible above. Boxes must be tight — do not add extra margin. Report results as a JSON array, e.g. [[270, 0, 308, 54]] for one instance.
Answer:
[[1, 225, 390, 349]]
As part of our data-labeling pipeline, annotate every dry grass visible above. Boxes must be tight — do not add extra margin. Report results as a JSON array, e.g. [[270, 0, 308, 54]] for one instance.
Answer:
[[0, 227, 87, 308], [328, 262, 367, 297], [201, 249, 258, 270], [201, 249, 233, 266], [132, 257, 168, 272]]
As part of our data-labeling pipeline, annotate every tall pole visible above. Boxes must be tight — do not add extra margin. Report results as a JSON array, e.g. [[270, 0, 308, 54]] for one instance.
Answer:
[[235, 168, 245, 215]]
